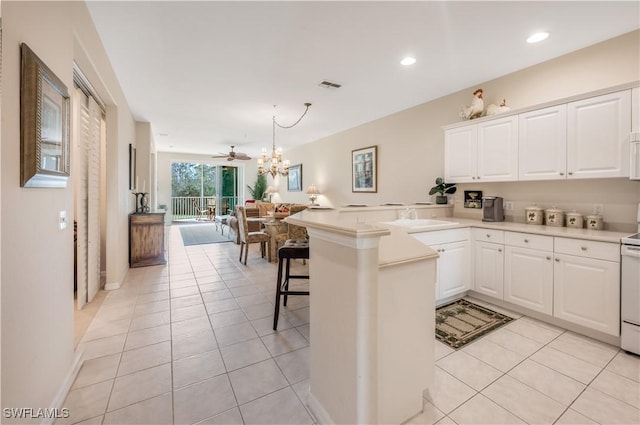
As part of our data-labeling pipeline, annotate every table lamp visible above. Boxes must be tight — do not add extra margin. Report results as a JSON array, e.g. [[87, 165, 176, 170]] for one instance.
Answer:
[[306, 184, 320, 205]]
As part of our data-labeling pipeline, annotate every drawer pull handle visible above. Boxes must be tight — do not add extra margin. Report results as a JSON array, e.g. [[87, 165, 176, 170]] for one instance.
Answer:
[[546, 256, 551, 260], [524, 239, 529, 243], [555, 258, 560, 262], [560, 172, 565, 176], [568, 172, 574, 175], [581, 247, 587, 251], [486, 234, 491, 238], [498, 249, 502, 253], [472, 177, 476, 180]]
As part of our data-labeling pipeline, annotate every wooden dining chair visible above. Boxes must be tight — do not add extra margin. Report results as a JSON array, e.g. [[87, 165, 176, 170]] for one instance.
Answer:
[[236, 206, 271, 265]]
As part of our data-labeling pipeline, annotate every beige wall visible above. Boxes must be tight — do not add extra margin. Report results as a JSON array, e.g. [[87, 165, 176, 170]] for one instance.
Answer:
[[1, 1, 136, 419], [279, 30, 640, 231]]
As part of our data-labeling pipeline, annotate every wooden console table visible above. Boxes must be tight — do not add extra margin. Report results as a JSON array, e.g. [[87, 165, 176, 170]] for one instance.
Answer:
[[129, 212, 166, 268]]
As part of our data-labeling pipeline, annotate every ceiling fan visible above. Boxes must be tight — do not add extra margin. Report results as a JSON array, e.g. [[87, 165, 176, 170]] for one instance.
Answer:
[[212, 145, 251, 161]]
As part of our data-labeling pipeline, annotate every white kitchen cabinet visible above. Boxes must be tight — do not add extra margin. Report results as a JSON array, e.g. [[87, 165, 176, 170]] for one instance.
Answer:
[[476, 116, 519, 181], [504, 245, 554, 315], [444, 116, 517, 183], [444, 125, 477, 183], [474, 241, 504, 299], [412, 229, 470, 303], [567, 90, 631, 179], [552, 238, 620, 336], [519, 105, 567, 180], [631, 87, 640, 180], [433, 240, 471, 301]]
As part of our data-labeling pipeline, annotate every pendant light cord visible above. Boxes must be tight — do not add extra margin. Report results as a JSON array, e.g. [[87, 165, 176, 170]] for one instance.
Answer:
[[273, 103, 312, 129]]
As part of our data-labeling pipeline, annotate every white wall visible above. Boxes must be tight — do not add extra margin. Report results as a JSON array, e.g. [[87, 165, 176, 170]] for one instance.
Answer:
[[1, 1, 136, 420], [279, 30, 640, 230]]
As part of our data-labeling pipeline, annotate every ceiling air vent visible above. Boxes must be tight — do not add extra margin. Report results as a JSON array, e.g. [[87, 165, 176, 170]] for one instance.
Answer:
[[318, 80, 342, 89]]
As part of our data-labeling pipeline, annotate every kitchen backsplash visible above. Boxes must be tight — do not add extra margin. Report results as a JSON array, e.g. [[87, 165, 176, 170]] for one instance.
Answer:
[[452, 179, 640, 233]]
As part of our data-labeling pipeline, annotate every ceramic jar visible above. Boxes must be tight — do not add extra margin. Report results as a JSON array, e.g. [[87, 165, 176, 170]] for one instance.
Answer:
[[544, 207, 564, 227], [525, 205, 544, 225], [586, 214, 604, 230], [565, 210, 584, 228]]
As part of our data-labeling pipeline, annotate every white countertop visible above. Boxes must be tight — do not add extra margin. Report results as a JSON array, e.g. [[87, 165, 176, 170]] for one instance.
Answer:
[[392, 218, 631, 244], [287, 208, 631, 244]]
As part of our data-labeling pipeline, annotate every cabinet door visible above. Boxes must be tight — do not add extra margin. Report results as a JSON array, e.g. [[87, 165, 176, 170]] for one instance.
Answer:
[[553, 254, 620, 336], [504, 246, 553, 314], [477, 116, 518, 181], [435, 240, 471, 300], [444, 125, 477, 183], [567, 90, 631, 178], [474, 241, 504, 299], [519, 105, 567, 180]]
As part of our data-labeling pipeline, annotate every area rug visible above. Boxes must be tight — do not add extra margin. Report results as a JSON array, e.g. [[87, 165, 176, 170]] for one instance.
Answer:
[[179, 223, 232, 246], [436, 299, 514, 349]]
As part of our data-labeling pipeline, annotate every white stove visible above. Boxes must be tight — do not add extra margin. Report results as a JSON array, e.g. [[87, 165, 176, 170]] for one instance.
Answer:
[[620, 203, 640, 355], [622, 232, 640, 246]]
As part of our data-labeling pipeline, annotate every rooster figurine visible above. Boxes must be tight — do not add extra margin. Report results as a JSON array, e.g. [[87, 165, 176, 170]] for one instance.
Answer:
[[485, 98, 511, 116], [459, 88, 484, 120]]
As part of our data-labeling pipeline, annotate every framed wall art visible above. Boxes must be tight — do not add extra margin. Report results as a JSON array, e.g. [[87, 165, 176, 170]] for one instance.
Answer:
[[352, 145, 377, 193], [287, 164, 302, 191], [20, 43, 70, 188]]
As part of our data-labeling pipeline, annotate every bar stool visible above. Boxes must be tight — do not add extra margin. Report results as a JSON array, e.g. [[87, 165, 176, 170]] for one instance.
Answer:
[[273, 239, 310, 330]]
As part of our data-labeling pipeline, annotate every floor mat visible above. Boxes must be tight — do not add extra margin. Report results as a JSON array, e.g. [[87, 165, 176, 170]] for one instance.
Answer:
[[436, 299, 514, 349], [179, 223, 232, 246]]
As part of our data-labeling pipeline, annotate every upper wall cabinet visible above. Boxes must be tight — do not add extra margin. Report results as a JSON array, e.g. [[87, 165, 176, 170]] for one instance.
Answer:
[[567, 90, 631, 179], [445, 116, 518, 183], [519, 105, 567, 181], [445, 87, 635, 183]]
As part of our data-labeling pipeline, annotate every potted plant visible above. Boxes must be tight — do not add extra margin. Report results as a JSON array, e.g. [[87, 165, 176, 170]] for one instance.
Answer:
[[247, 174, 267, 202], [429, 177, 457, 204]]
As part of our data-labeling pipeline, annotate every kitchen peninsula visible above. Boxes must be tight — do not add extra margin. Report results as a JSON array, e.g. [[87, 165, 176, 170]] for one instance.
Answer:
[[286, 205, 445, 424]]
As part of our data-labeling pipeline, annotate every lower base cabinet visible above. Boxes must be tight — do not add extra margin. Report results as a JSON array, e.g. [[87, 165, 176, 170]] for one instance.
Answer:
[[434, 241, 471, 300], [474, 241, 504, 299], [504, 246, 554, 315], [553, 253, 620, 336]]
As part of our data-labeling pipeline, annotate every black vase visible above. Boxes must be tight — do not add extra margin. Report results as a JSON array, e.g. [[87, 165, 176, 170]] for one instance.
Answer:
[[435, 195, 448, 204]]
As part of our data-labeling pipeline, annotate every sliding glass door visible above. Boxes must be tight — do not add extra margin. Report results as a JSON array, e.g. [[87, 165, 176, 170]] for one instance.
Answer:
[[171, 162, 238, 220]]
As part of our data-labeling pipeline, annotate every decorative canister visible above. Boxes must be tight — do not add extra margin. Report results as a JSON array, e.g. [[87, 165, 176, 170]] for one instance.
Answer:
[[586, 214, 604, 230], [565, 210, 584, 228], [525, 205, 544, 225], [544, 207, 565, 227]]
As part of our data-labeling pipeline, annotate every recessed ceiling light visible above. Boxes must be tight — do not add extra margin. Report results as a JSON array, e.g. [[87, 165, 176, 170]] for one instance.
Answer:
[[401, 56, 416, 66], [527, 32, 549, 43]]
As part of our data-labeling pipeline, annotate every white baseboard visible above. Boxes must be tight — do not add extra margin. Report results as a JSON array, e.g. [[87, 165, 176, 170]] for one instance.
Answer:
[[44, 347, 84, 425], [104, 281, 120, 291], [307, 392, 335, 425]]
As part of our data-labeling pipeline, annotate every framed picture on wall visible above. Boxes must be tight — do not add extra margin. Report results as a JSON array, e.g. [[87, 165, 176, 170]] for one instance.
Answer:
[[129, 144, 136, 191], [20, 43, 71, 188], [287, 164, 302, 191], [352, 145, 377, 193]]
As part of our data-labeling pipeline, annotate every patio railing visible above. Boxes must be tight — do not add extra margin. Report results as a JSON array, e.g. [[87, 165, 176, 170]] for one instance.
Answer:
[[171, 196, 239, 221]]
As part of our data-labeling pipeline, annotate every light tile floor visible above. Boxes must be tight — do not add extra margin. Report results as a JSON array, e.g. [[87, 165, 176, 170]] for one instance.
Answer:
[[62, 225, 640, 425]]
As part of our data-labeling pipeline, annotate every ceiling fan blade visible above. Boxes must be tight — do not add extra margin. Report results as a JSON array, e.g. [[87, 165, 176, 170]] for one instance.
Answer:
[[211, 154, 228, 158], [235, 154, 251, 160]]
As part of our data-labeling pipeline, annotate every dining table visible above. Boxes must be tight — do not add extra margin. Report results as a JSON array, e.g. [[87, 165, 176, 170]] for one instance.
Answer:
[[259, 217, 289, 263]]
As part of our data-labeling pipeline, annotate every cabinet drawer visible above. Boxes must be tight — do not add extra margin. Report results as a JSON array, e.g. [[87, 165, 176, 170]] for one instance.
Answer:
[[412, 228, 469, 246], [554, 237, 619, 262], [505, 231, 553, 251], [473, 228, 504, 244]]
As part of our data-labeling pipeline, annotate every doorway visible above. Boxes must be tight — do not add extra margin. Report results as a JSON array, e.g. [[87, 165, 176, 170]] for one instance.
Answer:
[[170, 162, 239, 221]]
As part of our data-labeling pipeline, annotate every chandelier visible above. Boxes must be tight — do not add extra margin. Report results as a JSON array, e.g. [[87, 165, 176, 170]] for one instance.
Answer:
[[258, 103, 311, 178]]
